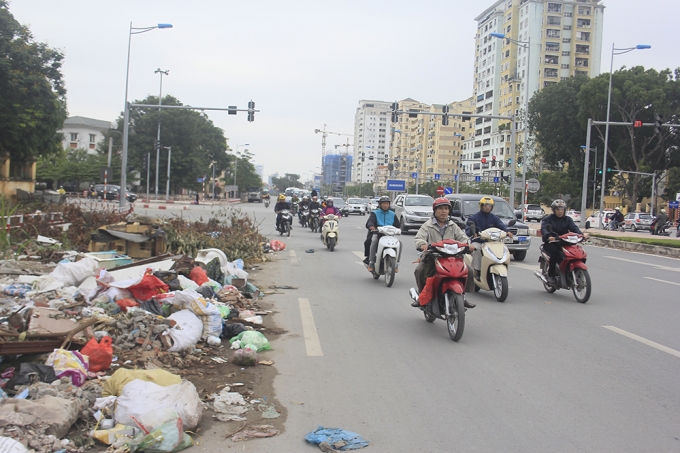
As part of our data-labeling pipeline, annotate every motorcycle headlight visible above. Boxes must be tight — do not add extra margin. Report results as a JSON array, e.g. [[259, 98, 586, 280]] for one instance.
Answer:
[[517, 228, 529, 236]]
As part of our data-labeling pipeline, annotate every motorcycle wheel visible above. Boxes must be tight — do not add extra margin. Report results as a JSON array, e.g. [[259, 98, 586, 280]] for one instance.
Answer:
[[424, 310, 436, 323], [384, 256, 396, 288], [445, 291, 465, 342], [572, 269, 591, 303], [286, 224, 291, 238], [493, 274, 509, 302], [541, 263, 556, 293], [328, 237, 335, 252], [676, 228, 680, 238]]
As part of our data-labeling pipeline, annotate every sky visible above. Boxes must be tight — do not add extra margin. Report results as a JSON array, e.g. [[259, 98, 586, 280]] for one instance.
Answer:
[[8, 0, 678, 183]]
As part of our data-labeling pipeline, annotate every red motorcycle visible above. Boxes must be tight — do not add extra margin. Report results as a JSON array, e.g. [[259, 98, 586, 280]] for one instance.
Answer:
[[534, 228, 591, 303], [409, 239, 471, 342]]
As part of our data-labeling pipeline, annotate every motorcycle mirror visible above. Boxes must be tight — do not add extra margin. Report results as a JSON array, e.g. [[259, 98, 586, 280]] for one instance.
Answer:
[[508, 219, 517, 227]]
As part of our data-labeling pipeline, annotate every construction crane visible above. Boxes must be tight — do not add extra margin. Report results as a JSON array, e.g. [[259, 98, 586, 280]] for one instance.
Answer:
[[314, 125, 353, 194]]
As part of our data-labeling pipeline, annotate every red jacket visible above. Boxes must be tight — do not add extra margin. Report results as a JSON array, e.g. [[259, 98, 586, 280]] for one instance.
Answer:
[[322, 206, 340, 216]]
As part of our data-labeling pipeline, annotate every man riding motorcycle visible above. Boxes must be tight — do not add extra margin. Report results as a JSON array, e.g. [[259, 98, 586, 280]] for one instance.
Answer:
[[655, 208, 668, 235], [298, 195, 311, 221], [465, 196, 513, 280], [413, 197, 474, 308], [309, 195, 321, 211], [608, 207, 624, 230], [364, 196, 401, 272], [274, 194, 292, 232], [540, 199, 589, 286]]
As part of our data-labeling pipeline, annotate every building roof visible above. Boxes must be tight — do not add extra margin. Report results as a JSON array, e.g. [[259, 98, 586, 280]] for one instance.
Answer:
[[63, 116, 112, 130]]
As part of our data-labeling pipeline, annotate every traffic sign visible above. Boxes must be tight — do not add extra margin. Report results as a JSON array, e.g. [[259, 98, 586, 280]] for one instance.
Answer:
[[434, 173, 441, 180], [669, 201, 679, 209], [386, 179, 406, 191], [493, 177, 500, 183], [436, 186, 445, 195], [453, 175, 458, 181], [411, 172, 418, 179], [444, 187, 453, 195], [475, 176, 481, 182], [527, 178, 541, 193]]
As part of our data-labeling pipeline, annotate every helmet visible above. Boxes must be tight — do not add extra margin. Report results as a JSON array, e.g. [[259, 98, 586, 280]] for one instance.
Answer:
[[551, 199, 567, 213], [278, 194, 286, 201], [479, 196, 495, 209], [303, 196, 309, 201], [378, 196, 390, 204], [433, 197, 452, 211], [661, 208, 666, 214], [615, 206, 621, 211], [326, 198, 334, 206]]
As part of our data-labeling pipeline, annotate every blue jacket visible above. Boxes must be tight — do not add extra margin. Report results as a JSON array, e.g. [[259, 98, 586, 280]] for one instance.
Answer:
[[366, 209, 400, 229], [466, 211, 507, 237]]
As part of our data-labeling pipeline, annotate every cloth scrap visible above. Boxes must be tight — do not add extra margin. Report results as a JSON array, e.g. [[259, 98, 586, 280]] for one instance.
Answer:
[[305, 426, 369, 451]]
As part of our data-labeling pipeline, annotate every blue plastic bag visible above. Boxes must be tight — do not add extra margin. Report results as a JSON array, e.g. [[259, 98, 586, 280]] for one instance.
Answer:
[[304, 426, 369, 450]]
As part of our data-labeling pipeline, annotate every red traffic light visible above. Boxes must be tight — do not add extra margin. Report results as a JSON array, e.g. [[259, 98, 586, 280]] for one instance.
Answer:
[[492, 156, 497, 160], [633, 120, 642, 128], [481, 158, 487, 163]]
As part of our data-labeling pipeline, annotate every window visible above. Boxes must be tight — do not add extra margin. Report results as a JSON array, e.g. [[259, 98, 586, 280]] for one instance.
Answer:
[[544, 55, 559, 64], [547, 16, 561, 25], [562, 51, 571, 56], [575, 57, 589, 67], [544, 68, 559, 78], [576, 31, 590, 41], [564, 12, 573, 17], [544, 81, 557, 87], [563, 25, 572, 30], [546, 29, 560, 38], [575, 44, 590, 54], [563, 38, 571, 43], [578, 6, 591, 15], [546, 42, 560, 52], [548, 3, 562, 13], [70, 133, 78, 141], [89, 134, 96, 143], [561, 63, 570, 69], [577, 18, 591, 28]]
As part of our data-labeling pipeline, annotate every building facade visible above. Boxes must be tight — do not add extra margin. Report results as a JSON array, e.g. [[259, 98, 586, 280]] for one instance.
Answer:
[[463, 0, 604, 175], [60, 116, 112, 152], [352, 100, 392, 184], [323, 153, 353, 191]]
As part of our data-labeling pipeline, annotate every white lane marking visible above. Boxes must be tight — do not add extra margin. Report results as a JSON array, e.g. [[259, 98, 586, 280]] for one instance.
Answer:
[[289, 250, 297, 257], [643, 277, 680, 287], [298, 298, 323, 357], [289, 250, 298, 265], [352, 251, 364, 259], [604, 256, 680, 273], [512, 263, 539, 271], [603, 326, 680, 359]]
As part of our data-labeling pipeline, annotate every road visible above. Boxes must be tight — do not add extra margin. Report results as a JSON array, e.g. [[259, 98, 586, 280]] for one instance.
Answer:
[[213, 203, 680, 452]]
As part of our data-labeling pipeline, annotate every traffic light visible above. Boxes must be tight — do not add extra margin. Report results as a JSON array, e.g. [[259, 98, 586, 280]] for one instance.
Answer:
[[507, 158, 512, 164], [633, 120, 642, 128], [247, 100, 255, 122], [517, 157, 523, 168], [481, 158, 487, 164], [462, 111, 472, 121], [607, 168, 613, 172], [655, 114, 663, 134], [597, 168, 603, 175], [391, 102, 399, 123], [408, 109, 418, 118], [442, 105, 449, 126], [228, 106, 237, 115]]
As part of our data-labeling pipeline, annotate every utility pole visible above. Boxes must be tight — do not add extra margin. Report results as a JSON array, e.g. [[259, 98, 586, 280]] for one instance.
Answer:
[[154, 68, 169, 200]]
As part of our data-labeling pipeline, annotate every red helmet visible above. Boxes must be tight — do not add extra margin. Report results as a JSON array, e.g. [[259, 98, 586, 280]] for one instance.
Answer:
[[433, 197, 451, 210]]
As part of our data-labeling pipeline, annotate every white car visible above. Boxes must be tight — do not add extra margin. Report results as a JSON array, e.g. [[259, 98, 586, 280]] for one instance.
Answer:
[[367, 197, 381, 211], [585, 210, 614, 229], [345, 198, 367, 216], [566, 210, 581, 223]]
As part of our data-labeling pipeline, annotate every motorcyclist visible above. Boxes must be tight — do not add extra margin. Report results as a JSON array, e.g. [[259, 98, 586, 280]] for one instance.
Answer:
[[309, 195, 321, 211], [319, 198, 341, 239], [541, 199, 589, 286], [299, 195, 311, 221], [413, 197, 473, 308], [274, 194, 292, 232], [57, 186, 66, 195], [291, 193, 300, 205], [364, 196, 401, 271], [655, 208, 668, 234], [465, 196, 513, 280], [608, 207, 624, 230]]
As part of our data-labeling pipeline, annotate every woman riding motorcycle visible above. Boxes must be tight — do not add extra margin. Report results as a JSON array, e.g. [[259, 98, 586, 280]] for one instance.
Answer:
[[540, 199, 589, 285], [465, 196, 513, 280], [319, 198, 341, 239]]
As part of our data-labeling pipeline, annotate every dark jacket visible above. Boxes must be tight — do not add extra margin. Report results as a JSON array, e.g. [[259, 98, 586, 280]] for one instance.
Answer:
[[541, 214, 582, 242], [366, 209, 400, 230], [465, 211, 507, 237], [656, 212, 668, 225], [609, 211, 624, 223], [274, 201, 291, 213], [300, 200, 311, 209], [309, 201, 321, 210]]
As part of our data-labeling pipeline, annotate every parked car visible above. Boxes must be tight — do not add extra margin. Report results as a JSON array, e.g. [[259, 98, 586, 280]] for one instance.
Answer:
[[446, 193, 531, 261], [623, 212, 653, 231], [515, 204, 545, 222], [120, 189, 137, 203], [566, 210, 582, 223], [393, 194, 434, 233], [345, 198, 367, 215], [585, 210, 614, 229], [333, 198, 349, 217], [94, 184, 119, 200]]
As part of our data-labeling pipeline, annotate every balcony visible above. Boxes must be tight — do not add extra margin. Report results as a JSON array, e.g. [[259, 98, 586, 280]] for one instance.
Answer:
[[575, 58, 589, 67], [575, 44, 590, 55], [544, 68, 559, 78], [577, 19, 591, 28], [548, 3, 562, 13], [544, 55, 559, 65], [546, 29, 561, 38]]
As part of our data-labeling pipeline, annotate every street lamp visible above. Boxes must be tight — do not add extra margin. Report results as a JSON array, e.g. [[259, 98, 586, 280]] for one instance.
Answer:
[[232, 143, 249, 197], [599, 43, 651, 217], [154, 68, 169, 200], [120, 22, 172, 208]]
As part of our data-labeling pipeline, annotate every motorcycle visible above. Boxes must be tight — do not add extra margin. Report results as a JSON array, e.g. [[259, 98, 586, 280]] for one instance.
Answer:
[[277, 209, 293, 237], [534, 225, 591, 303], [299, 206, 309, 227], [366, 226, 402, 288], [676, 222, 680, 238], [650, 217, 671, 236], [465, 220, 515, 302], [264, 198, 270, 208], [309, 209, 321, 233], [609, 217, 625, 232], [291, 202, 299, 216], [320, 214, 340, 252], [409, 239, 472, 342]]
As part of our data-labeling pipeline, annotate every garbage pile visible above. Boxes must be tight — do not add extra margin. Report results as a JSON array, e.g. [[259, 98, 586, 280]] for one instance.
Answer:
[[0, 246, 278, 452]]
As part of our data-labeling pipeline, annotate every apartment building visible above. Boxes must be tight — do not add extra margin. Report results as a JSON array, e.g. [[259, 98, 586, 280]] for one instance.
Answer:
[[60, 116, 112, 153], [352, 100, 392, 183], [463, 0, 604, 175]]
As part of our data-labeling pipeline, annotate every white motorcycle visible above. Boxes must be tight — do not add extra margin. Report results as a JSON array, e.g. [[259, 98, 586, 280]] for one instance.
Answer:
[[277, 209, 293, 237], [464, 221, 515, 302], [321, 214, 340, 251], [365, 226, 402, 287]]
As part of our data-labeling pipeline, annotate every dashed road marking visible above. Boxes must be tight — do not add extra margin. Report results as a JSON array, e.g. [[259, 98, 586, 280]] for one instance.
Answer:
[[512, 262, 539, 271], [298, 298, 323, 357], [604, 256, 680, 273], [352, 251, 364, 259], [643, 277, 680, 287], [603, 326, 680, 359], [289, 250, 298, 265]]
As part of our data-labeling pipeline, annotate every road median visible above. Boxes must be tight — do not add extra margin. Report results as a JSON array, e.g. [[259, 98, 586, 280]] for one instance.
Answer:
[[588, 233, 680, 258]]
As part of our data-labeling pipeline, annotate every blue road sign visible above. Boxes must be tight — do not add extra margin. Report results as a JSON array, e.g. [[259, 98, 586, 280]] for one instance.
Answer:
[[493, 177, 500, 183], [434, 173, 441, 180], [475, 176, 481, 182], [444, 187, 453, 194], [453, 175, 458, 181], [411, 172, 418, 179], [669, 201, 679, 209], [386, 179, 407, 191]]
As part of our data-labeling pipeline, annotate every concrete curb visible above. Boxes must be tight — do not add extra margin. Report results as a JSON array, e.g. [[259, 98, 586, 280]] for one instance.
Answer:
[[138, 199, 241, 211], [588, 237, 680, 258]]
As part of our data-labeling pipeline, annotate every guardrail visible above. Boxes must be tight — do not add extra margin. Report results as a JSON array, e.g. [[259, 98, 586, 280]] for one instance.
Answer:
[[3, 212, 66, 230]]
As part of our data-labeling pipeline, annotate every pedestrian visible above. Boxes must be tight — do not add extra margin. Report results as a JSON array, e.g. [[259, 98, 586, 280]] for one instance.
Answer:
[[195, 193, 199, 205]]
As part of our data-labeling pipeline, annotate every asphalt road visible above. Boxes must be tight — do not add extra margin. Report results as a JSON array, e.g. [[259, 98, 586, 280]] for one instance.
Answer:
[[210, 203, 680, 452]]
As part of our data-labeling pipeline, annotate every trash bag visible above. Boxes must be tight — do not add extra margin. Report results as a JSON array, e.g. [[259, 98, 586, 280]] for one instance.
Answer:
[[269, 240, 286, 251], [232, 347, 259, 366], [229, 331, 271, 352], [0, 436, 29, 453], [4, 364, 57, 390], [162, 310, 203, 352], [49, 257, 98, 287], [204, 257, 224, 283], [195, 284, 214, 299], [304, 426, 370, 451], [90, 424, 141, 445], [169, 290, 222, 338], [127, 411, 193, 453], [115, 298, 140, 313], [188, 266, 209, 286], [45, 349, 89, 387], [153, 271, 181, 292], [80, 336, 113, 372], [127, 271, 169, 301], [140, 299, 164, 316], [102, 368, 182, 397], [221, 322, 246, 339]]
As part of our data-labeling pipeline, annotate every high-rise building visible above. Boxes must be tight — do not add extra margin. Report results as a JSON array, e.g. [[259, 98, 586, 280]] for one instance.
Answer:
[[322, 153, 353, 192], [463, 0, 604, 176], [352, 100, 392, 184]]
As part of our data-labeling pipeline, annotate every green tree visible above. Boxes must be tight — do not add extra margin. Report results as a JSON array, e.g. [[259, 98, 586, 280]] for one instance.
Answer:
[[221, 149, 262, 192], [111, 95, 230, 193], [36, 148, 119, 189], [345, 183, 374, 197], [271, 173, 302, 191], [0, 1, 67, 162]]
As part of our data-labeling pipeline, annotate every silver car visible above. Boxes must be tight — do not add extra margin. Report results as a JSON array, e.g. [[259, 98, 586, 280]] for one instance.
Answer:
[[623, 212, 653, 231], [393, 194, 434, 233]]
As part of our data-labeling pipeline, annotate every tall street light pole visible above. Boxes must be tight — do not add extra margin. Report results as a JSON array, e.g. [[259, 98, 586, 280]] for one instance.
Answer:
[[154, 68, 169, 200], [120, 22, 172, 208], [599, 43, 651, 217], [232, 143, 249, 198]]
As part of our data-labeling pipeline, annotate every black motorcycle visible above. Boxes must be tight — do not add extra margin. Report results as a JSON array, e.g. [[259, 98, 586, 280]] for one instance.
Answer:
[[309, 208, 320, 233], [650, 217, 671, 236], [299, 206, 309, 228], [291, 202, 299, 216], [277, 209, 293, 237]]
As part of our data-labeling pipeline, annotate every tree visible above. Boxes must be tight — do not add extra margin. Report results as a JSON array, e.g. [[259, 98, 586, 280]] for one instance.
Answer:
[[36, 148, 119, 189], [346, 183, 374, 197], [0, 1, 67, 162], [271, 173, 302, 191], [221, 149, 262, 192], [111, 95, 230, 193]]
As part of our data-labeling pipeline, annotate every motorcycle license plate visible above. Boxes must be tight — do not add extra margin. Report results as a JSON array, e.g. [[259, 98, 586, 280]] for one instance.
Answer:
[[503, 237, 513, 243]]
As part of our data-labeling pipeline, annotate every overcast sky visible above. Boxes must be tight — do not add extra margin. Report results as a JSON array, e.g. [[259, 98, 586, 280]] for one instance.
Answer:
[[9, 0, 677, 182]]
